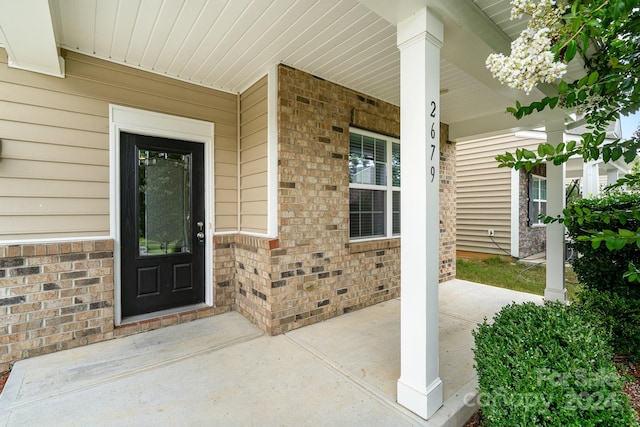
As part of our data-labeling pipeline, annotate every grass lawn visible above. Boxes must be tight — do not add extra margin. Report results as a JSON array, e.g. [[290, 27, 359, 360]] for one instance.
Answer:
[[456, 256, 581, 300]]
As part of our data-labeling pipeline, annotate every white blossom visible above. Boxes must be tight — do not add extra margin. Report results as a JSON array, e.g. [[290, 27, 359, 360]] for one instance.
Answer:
[[487, 0, 569, 94]]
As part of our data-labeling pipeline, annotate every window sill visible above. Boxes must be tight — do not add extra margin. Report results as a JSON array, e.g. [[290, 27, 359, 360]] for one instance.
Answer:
[[348, 237, 400, 254]]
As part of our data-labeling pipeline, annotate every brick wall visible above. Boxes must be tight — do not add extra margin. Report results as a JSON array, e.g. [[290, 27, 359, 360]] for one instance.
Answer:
[[1, 238, 233, 372], [519, 164, 546, 258], [223, 65, 455, 335], [0, 240, 114, 373], [439, 124, 457, 281]]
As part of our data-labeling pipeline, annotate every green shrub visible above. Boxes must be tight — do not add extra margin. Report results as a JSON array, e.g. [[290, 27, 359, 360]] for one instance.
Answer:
[[564, 193, 640, 296], [570, 288, 640, 362], [473, 302, 637, 426]]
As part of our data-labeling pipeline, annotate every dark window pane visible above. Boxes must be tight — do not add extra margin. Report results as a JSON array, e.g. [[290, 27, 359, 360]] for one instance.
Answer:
[[360, 189, 372, 207], [373, 212, 385, 236], [349, 188, 386, 239], [393, 191, 400, 235], [373, 190, 385, 211], [350, 213, 360, 238], [360, 212, 373, 237]]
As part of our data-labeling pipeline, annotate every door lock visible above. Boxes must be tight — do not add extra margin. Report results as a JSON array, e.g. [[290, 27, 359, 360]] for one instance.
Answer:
[[196, 222, 205, 246]]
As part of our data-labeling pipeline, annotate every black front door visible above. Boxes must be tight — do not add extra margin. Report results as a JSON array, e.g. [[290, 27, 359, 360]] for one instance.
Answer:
[[120, 132, 205, 317]]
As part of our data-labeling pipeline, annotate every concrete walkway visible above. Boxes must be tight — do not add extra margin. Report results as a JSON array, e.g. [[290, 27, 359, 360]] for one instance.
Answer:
[[0, 279, 543, 427]]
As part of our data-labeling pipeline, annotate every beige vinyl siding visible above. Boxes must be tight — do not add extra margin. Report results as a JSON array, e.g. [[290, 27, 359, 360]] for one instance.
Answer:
[[239, 76, 268, 234], [0, 48, 238, 240], [456, 133, 541, 256]]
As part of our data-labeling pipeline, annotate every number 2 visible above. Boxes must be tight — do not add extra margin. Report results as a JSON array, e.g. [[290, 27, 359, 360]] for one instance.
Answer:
[[430, 101, 436, 118]]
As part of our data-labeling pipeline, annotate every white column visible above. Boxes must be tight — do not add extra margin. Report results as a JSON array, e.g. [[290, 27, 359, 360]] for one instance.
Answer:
[[582, 161, 600, 197], [544, 112, 567, 302], [607, 169, 619, 186], [396, 8, 443, 420]]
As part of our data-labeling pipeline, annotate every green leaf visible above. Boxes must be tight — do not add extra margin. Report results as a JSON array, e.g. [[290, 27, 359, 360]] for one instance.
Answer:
[[587, 71, 599, 85], [624, 149, 637, 163], [548, 97, 559, 109], [555, 142, 565, 154], [522, 149, 537, 160], [558, 81, 569, 94], [566, 140, 576, 151], [571, 0, 579, 15], [565, 40, 578, 62], [605, 237, 627, 250], [577, 75, 589, 89], [578, 89, 587, 101], [618, 228, 634, 237], [603, 146, 611, 162]]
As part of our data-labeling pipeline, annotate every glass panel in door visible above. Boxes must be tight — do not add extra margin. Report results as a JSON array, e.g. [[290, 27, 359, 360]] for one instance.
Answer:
[[138, 149, 192, 256]]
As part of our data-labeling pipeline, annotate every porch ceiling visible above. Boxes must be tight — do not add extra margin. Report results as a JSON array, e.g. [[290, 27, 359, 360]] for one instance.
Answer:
[[1, 0, 578, 140]]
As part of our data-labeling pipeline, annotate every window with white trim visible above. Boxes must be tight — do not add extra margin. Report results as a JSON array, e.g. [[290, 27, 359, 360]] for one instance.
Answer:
[[349, 128, 400, 240], [529, 174, 547, 226]]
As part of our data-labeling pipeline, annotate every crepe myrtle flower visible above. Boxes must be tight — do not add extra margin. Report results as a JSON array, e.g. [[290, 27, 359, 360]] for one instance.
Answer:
[[487, 0, 569, 94]]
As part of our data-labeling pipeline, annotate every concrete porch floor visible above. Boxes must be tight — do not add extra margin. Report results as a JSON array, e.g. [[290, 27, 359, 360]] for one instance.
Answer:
[[0, 279, 542, 427]]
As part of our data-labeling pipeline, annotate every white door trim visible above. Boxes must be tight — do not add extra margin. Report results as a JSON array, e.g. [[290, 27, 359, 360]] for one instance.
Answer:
[[109, 105, 215, 326]]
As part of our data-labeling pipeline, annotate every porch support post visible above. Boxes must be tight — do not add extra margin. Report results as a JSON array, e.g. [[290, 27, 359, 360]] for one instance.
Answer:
[[583, 161, 600, 196], [396, 8, 443, 420], [544, 112, 567, 303]]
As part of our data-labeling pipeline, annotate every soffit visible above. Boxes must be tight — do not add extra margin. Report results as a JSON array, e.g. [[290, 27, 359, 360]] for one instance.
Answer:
[[1, 0, 580, 139]]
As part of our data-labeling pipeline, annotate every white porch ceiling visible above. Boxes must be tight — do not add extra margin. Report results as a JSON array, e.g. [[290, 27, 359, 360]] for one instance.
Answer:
[[0, 0, 576, 140]]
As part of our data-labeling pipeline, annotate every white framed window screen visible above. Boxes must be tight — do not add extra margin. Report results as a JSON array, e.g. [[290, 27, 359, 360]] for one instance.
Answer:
[[349, 128, 400, 240], [529, 174, 547, 226]]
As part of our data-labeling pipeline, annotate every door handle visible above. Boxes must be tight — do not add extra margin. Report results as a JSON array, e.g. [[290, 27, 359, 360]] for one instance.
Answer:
[[196, 222, 205, 246]]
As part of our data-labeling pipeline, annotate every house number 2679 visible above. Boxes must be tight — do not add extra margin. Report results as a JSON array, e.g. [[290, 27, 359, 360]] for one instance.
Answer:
[[429, 101, 437, 183]]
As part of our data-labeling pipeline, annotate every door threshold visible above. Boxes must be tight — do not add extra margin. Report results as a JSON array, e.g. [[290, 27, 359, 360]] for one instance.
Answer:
[[120, 303, 209, 326]]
